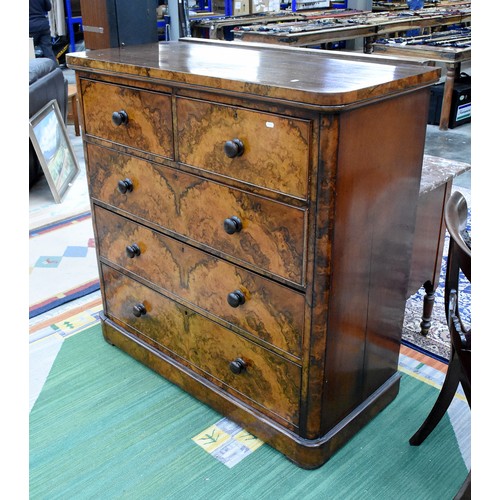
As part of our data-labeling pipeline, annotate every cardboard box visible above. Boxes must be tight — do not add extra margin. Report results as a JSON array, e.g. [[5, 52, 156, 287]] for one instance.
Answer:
[[212, 0, 250, 15], [251, 0, 281, 14], [233, 0, 250, 15]]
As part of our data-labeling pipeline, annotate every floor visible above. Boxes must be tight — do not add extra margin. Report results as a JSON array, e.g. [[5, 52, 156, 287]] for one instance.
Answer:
[[425, 122, 471, 185]]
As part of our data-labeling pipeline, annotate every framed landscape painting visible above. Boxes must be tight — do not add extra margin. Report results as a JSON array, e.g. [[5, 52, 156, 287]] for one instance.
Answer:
[[29, 99, 79, 203]]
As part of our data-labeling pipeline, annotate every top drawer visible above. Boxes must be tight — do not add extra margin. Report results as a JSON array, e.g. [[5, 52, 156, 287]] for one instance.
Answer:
[[177, 98, 311, 199], [80, 79, 174, 158]]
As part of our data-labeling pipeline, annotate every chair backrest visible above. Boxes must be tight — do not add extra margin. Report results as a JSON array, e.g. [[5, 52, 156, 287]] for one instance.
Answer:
[[444, 190, 471, 315], [444, 191, 471, 401]]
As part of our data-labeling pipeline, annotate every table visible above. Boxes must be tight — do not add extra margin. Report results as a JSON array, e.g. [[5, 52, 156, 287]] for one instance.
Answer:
[[372, 42, 471, 130], [230, 5, 471, 50], [409, 155, 471, 335]]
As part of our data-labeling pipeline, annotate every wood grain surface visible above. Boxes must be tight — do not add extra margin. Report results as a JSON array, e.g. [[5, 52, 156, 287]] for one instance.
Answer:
[[87, 143, 307, 285], [102, 265, 301, 427], [177, 97, 311, 199], [95, 206, 305, 358], [80, 79, 173, 158], [67, 39, 440, 109]]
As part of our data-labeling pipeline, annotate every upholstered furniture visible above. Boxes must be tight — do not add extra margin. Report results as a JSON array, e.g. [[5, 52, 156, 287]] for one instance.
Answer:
[[29, 57, 68, 187], [67, 39, 439, 469]]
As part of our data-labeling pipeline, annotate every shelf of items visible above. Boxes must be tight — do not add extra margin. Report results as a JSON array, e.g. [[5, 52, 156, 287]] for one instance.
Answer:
[[64, 0, 83, 53]]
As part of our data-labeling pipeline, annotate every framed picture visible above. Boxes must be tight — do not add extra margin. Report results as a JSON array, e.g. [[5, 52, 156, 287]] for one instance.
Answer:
[[29, 99, 80, 203]]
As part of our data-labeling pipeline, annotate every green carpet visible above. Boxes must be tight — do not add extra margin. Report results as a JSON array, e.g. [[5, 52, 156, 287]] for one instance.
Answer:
[[30, 325, 468, 499]]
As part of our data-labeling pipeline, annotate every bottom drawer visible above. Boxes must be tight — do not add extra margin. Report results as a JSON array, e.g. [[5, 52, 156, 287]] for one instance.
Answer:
[[102, 265, 301, 427]]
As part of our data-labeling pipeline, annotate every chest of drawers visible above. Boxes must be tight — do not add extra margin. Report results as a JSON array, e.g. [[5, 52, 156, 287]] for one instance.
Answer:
[[67, 40, 440, 469]]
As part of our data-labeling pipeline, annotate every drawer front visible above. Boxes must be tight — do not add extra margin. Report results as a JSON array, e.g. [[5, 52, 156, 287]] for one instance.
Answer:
[[88, 143, 306, 285], [95, 206, 305, 357], [177, 97, 311, 199], [80, 79, 173, 158], [102, 265, 301, 426]]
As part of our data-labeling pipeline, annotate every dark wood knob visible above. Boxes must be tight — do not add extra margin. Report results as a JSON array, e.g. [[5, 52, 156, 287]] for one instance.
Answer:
[[229, 358, 247, 374], [125, 243, 141, 258], [112, 110, 129, 126], [117, 178, 133, 194], [132, 303, 147, 317], [224, 138, 244, 158], [227, 290, 245, 308], [223, 216, 242, 235]]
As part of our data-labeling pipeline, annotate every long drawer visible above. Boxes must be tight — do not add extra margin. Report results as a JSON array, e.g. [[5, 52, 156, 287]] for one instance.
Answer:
[[177, 97, 311, 199], [102, 265, 301, 427], [80, 79, 174, 158], [95, 206, 305, 358], [87, 143, 307, 285]]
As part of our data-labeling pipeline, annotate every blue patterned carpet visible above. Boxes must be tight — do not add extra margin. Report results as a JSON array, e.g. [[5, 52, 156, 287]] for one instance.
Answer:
[[402, 187, 471, 362]]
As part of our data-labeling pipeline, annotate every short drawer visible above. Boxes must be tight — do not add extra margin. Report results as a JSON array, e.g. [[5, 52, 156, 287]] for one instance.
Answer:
[[80, 79, 173, 158], [95, 206, 305, 357], [177, 97, 311, 199], [102, 265, 301, 427], [87, 143, 307, 286]]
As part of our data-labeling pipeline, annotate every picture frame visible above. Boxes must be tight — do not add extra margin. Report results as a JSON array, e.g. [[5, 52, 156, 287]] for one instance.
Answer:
[[29, 99, 80, 203]]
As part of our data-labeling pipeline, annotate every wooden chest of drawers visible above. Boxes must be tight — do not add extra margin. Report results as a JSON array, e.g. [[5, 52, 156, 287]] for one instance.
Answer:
[[67, 40, 440, 469]]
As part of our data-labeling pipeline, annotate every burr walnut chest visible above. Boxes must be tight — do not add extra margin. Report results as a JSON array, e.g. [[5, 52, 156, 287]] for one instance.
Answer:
[[67, 40, 440, 469]]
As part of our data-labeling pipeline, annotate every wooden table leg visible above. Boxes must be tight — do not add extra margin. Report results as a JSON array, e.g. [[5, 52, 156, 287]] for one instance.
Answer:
[[439, 63, 456, 131], [420, 280, 436, 335], [67, 83, 80, 136]]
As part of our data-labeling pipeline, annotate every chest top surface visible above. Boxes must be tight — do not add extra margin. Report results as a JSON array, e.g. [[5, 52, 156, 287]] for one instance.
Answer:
[[66, 39, 440, 108]]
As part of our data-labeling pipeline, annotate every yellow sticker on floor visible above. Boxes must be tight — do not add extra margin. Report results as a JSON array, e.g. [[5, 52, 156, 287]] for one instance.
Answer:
[[192, 424, 231, 454], [52, 311, 99, 336], [192, 418, 264, 468]]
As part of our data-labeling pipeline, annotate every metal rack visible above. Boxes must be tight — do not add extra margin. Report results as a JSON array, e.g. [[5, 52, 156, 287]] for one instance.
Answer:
[[64, 0, 82, 53]]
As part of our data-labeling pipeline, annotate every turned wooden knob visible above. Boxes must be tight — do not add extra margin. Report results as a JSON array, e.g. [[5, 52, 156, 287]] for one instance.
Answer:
[[125, 243, 141, 258], [223, 216, 242, 235], [227, 290, 245, 308], [229, 358, 247, 374], [117, 178, 133, 194], [224, 138, 244, 158], [132, 303, 147, 317], [112, 110, 128, 126]]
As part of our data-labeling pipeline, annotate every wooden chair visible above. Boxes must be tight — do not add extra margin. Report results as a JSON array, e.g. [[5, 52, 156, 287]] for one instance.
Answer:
[[409, 191, 471, 497], [410, 190, 471, 446]]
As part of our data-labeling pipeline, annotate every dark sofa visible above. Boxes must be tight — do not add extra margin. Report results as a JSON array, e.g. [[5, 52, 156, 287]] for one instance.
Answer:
[[29, 58, 68, 187]]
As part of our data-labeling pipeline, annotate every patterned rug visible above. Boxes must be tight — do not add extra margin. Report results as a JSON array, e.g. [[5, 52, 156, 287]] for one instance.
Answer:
[[29, 212, 99, 318], [402, 186, 471, 363], [29, 315, 470, 498]]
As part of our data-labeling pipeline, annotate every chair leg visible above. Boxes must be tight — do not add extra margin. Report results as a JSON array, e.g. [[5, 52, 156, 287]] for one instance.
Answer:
[[409, 351, 461, 446], [420, 280, 435, 336]]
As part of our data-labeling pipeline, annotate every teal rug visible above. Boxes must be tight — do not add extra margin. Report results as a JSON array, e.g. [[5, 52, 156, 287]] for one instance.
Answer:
[[30, 325, 469, 499]]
